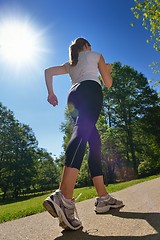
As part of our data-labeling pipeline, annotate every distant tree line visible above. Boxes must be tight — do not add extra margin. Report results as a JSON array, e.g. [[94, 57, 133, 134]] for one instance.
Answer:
[[0, 62, 160, 199], [0, 104, 60, 199]]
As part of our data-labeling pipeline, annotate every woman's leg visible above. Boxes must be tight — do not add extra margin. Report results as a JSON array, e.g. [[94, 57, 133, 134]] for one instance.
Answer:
[[92, 175, 108, 197], [88, 126, 108, 197], [62, 81, 103, 199], [65, 81, 102, 172], [88, 126, 102, 177], [59, 166, 79, 199]]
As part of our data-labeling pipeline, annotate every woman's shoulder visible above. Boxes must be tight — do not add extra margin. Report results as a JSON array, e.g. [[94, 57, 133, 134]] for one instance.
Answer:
[[87, 51, 101, 61], [62, 61, 71, 72], [87, 50, 101, 57], [88, 50, 101, 55], [63, 61, 70, 67]]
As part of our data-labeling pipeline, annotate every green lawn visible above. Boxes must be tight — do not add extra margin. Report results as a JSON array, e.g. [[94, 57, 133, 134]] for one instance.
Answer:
[[0, 174, 159, 224]]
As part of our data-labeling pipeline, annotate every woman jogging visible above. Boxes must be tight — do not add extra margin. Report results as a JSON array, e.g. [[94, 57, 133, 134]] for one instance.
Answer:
[[43, 37, 123, 231]]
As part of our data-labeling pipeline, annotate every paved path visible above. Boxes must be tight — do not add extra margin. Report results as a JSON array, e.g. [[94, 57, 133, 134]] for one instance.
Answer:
[[0, 177, 160, 240]]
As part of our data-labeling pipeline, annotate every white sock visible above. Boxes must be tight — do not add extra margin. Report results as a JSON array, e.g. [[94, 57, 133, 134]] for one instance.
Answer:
[[100, 194, 110, 200], [62, 194, 74, 204]]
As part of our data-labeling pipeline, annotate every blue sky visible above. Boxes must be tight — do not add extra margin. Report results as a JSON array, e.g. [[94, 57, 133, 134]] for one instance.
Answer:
[[0, 0, 159, 157]]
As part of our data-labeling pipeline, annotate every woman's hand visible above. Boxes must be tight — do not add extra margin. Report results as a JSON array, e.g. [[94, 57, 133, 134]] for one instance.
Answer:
[[47, 93, 58, 106]]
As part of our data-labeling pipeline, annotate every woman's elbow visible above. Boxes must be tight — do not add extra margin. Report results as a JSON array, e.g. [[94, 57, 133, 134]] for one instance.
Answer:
[[44, 68, 48, 77], [108, 78, 113, 88], [104, 76, 113, 89], [44, 68, 51, 79]]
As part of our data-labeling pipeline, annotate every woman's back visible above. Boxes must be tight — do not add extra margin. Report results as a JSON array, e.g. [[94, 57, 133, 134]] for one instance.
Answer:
[[64, 50, 101, 86]]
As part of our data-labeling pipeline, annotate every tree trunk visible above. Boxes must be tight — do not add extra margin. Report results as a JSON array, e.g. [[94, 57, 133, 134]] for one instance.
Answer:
[[127, 126, 138, 177]]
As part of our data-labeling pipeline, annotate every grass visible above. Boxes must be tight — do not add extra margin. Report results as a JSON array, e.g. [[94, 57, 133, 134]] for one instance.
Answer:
[[0, 174, 159, 224]]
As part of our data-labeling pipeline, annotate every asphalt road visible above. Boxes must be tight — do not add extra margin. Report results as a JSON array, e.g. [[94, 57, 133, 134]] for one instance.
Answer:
[[0, 177, 160, 240]]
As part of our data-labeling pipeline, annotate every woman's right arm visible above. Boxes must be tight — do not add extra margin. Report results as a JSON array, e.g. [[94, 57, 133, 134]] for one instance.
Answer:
[[45, 65, 68, 106], [98, 55, 113, 89]]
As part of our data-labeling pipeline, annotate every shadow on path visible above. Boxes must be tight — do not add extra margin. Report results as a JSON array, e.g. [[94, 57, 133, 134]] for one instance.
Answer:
[[54, 210, 160, 240]]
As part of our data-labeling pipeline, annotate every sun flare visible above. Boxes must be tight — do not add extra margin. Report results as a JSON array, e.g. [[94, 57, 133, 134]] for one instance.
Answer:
[[0, 20, 42, 66]]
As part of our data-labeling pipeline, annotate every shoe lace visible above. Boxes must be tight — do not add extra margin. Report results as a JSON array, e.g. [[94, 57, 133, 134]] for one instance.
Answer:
[[62, 192, 82, 222], [75, 193, 82, 201]]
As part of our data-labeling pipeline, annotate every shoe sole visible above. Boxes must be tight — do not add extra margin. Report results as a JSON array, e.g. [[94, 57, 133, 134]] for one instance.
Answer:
[[43, 200, 69, 230], [52, 201, 82, 231], [43, 200, 58, 218], [95, 203, 124, 213]]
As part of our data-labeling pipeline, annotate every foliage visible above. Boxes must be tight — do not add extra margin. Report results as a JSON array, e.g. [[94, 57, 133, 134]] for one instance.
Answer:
[[33, 148, 59, 191], [131, 0, 160, 51], [60, 107, 74, 151], [76, 154, 92, 187], [131, 0, 160, 85], [0, 103, 38, 199], [137, 105, 160, 176], [0, 103, 60, 199]]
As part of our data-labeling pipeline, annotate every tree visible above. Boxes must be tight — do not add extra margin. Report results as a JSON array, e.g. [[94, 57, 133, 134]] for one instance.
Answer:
[[10, 123, 38, 198], [35, 148, 59, 191], [102, 62, 159, 177], [137, 105, 160, 176], [0, 103, 63, 199], [0, 103, 16, 199], [0, 103, 38, 198]]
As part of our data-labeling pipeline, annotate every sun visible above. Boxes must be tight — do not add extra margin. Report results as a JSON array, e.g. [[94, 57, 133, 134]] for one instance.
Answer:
[[0, 20, 42, 66]]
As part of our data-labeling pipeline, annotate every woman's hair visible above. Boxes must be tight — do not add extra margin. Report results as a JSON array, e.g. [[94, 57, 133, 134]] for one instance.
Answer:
[[69, 37, 91, 66]]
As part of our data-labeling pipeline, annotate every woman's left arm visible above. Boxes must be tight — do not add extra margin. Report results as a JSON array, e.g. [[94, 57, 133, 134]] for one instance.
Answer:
[[45, 65, 67, 95], [45, 65, 68, 106]]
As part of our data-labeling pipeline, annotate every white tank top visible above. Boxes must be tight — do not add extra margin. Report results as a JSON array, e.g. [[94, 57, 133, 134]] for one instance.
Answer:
[[63, 51, 101, 87]]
